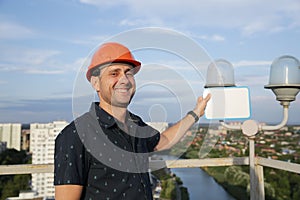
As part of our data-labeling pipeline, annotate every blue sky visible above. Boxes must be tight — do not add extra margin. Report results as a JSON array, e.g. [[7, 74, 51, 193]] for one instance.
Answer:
[[0, 0, 299, 124]]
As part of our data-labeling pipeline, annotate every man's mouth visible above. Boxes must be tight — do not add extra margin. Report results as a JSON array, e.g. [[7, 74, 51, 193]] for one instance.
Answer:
[[115, 88, 130, 93]]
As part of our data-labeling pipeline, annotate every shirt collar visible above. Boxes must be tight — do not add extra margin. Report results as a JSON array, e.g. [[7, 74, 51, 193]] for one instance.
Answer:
[[89, 102, 141, 129]]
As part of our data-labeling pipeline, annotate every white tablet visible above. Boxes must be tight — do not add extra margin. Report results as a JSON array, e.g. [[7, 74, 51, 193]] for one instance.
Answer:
[[203, 86, 251, 120]]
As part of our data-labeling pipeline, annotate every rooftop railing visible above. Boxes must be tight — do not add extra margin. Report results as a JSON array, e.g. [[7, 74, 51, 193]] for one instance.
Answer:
[[1, 156, 299, 200]]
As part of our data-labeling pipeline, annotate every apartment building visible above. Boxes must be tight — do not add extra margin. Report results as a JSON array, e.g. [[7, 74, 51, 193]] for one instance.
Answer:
[[30, 121, 68, 199], [0, 123, 21, 151]]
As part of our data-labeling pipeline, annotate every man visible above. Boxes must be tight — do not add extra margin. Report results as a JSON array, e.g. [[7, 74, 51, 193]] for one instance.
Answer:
[[54, 42, 210, 200]]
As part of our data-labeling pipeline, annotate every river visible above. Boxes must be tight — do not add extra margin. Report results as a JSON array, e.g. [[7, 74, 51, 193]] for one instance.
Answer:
[[171, 167, 236, 200]]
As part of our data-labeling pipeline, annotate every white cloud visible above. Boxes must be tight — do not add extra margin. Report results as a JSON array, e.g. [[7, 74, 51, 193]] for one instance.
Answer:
[[119, 18, 164, 27], [120, 19, 145, 27], [0, 44, 91, 75], [242, 22, 266, 36], [22, 55, 88, 75], [69, 34, 113, 47], [25, 69, 65, 75], [20, 50, 61, 66], [80, 0, 300, 36], [79, 0, 127, 7], [251, 95, 274, 102], [0, 46, 66, 74], [0, 46, 60, 65], [197, 34, 225, 42], [0, 80, 7, 85], [211, 35, 225, 42], [0, 21, 35, 39], [236, 75, 269, 86], [233, 60, 271, 68], [232, 59, 272, 86]]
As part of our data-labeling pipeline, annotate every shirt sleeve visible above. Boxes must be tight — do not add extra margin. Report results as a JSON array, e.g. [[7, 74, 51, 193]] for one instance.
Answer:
[[54, 123, 89, 185], [146, 128, 160, 151]]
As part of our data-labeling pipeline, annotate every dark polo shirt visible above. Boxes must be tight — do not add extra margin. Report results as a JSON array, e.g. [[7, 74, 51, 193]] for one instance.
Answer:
[[54, 102, 160, 200]]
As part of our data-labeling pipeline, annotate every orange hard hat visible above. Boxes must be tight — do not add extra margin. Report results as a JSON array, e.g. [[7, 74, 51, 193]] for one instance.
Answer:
[[86, 42, 141, 81]]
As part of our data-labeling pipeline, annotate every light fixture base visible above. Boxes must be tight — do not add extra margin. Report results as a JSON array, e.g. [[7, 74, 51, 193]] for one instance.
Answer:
[[264, 84, 300, 102], [204, 84, 235, 88]]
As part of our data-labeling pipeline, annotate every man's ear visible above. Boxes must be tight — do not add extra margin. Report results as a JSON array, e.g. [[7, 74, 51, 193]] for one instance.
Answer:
[[90, 76, 100, 92]]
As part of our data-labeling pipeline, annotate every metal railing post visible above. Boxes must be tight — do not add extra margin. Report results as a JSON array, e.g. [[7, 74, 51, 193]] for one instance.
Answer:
[[249, 137, 264, 200]]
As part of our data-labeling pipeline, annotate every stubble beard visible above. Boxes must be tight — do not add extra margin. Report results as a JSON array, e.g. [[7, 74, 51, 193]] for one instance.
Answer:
[[111, 90, 135, 108]]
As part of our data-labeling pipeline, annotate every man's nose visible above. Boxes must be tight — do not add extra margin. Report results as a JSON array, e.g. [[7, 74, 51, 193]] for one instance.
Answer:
[[118, 73, 131, 84]]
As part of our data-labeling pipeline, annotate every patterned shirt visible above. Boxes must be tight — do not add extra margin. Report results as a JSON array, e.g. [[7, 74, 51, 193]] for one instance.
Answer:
[[54, 102, 160, 200]]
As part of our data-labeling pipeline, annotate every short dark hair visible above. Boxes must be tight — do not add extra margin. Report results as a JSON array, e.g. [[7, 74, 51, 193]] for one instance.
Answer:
[[91, 66, 101, 77]]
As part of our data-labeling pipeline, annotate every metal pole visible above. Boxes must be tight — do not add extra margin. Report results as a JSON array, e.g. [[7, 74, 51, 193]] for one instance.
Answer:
[[249, 137, 264, 200], [260, 105, 289, 131], [249, 137, 256, 200]]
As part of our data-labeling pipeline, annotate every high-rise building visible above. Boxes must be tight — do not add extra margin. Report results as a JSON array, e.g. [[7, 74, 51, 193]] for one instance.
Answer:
[[21, 129, 30, 152], [0, 123, 21, 151], [30, 121, 68, 199]]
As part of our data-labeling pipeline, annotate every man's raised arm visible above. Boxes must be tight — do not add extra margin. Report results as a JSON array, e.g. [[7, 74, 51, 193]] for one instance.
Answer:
[[155, 94, 211, 151]]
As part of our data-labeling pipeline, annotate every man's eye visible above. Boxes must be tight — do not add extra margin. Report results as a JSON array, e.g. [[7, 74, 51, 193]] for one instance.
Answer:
[[126, 71, 134, 76], [126, 69, 135, 76], [110, 72, 118, 76]]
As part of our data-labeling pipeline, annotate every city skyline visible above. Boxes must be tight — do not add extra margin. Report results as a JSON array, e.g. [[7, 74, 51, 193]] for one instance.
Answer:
[[0, 0, 300, 124]]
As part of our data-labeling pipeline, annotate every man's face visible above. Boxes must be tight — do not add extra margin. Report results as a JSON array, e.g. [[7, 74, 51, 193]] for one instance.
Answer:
[[97, 63, 136, 108]]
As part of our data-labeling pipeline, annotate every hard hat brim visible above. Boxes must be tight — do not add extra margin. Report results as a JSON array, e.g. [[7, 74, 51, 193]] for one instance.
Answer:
[[86, 59, 141, 81]]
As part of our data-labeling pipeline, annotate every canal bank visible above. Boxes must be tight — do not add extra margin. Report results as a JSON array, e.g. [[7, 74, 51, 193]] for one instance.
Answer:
[[171, 167, 236, 200]]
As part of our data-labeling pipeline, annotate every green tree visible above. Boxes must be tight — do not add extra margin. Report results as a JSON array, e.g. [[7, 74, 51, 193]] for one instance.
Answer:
[[267, 170, 291, 200], [0, 149, 31, 200], [224, 166, 249, 187], [264, 182, 275, 200], [180, 187, 189, 200], [289, 173, 300, 200], [0, 149, 29, 164], [0, 175, 31, 200]]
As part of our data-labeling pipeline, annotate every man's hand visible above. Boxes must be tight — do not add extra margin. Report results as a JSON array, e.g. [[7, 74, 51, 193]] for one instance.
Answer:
[[193, 93, 211, 118]]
